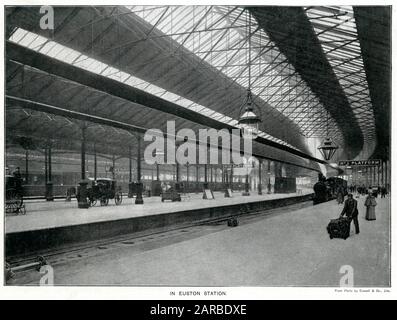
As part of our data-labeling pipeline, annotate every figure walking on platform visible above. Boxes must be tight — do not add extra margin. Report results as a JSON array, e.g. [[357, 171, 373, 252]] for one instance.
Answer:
[[340, 193, 360, 235], [336, 186, 344, 205], [13, 166, 22, 180], [381, 186, 387, 198], [365, 193, 377, 221]]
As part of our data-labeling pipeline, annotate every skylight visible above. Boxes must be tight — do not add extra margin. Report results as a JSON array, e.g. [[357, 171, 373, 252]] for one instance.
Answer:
[[9, 27, 300, 151], [305, 5, 377, 152], [128, 5, 344, 144]]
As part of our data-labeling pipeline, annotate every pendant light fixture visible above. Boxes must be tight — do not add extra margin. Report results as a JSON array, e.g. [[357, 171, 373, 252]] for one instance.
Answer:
[[317, 110, 338, 161], [238, 10, 261, 140]]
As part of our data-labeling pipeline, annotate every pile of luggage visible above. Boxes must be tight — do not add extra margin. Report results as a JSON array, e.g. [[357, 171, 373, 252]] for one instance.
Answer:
[[227, 217, 239, 227], [327, 217, 350, 240]]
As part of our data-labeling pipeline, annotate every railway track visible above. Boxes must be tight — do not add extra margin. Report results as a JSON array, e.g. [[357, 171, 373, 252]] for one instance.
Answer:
[[6, 200, 312, 280]]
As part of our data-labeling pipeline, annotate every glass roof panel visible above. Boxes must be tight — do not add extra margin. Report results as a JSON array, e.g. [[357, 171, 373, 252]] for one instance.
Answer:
[[128, 5, 345, 147], [9, 26, 301, 151], [306, 5, 376, 147]]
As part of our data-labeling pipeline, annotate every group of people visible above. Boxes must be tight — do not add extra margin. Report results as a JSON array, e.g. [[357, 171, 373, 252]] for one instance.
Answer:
[[338, 186, 385, 236], [347, 184, 388, 198]]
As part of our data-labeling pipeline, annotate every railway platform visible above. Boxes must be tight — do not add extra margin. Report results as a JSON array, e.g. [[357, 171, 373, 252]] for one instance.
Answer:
[[8, 193, 390, 286], [6, 189, 313, 256]]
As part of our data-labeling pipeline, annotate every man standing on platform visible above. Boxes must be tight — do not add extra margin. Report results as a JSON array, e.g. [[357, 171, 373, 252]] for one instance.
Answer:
[[13, 166, 22, 179], [340, 193, 360, 235], [381, 186, 387, 198]]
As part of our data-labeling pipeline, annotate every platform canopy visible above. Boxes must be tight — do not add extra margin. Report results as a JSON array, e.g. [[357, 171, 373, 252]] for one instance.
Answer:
[[5, 5, 390, 170]]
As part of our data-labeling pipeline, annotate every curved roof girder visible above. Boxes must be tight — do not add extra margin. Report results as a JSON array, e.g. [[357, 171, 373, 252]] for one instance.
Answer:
[[6, 6, 314, 154], [353, 6, 391, 161], [6, 41, 329, 167], [248, 6, 364, 159]]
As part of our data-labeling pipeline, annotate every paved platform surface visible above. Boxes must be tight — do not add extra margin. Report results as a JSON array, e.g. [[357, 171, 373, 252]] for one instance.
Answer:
[[10, 194, 390, 286], [6, 189, 312, 233]]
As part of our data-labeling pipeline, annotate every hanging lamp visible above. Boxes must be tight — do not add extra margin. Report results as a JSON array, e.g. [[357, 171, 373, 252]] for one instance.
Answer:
[[317, 111, 338, 161], [238, 10, 261, 140]]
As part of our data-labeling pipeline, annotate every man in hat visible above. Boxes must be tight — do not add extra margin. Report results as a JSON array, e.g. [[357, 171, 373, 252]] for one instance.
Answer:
[[340, 193, 360, 235]]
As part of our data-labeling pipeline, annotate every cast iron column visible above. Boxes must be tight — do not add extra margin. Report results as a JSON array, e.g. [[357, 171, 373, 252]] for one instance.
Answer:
[[267, 160, 272, 194], [44, 147, 48, 198], [196, 165, 199, 192], [135, 134, 144, 204], [176, 163, 180, 182], [25, 149, 29, 185], [243, 159, 250, 196], [203, 164, 208, 189], [94, 145, 97, 181], [78, 126, 89, 208], [243, 172, 250, 196], [46, 144, 54, 201], [381, 161, 384, 187], [230, 165, 234, 191], [352, 166, 356, 186], [186, 162, 189, 191], [128, 146, 133, 198], [112, 155, 116, 180], [258, 159, 263, 195], [81, 137, 85, 180], [210, 166, 213, 189]]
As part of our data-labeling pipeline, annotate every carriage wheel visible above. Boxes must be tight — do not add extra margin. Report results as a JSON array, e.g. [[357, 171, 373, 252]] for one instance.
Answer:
[[115, 191, 122, 205], [18, 204, 26, 215], [16, 194, 23, 206], [100, 197, 109, 206], [5, 202, 15, 214], [5, 200, 13, 213], [89, 198, 97, 207], [10, 201, 20, 214], [6, 190, 23, 214]]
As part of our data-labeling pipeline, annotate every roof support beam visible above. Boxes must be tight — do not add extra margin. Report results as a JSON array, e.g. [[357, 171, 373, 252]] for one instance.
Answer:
[[6, 95, 326, 171], [6, 41, 328, 165], [248, 6, 363, 159]]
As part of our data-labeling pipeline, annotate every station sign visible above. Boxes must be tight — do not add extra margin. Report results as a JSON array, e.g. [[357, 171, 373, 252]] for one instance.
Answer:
[[338, 159, 381, 166]]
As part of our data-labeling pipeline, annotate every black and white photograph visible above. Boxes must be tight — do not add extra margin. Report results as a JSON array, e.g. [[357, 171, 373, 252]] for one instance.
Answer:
[[1, 2, 393, 296]]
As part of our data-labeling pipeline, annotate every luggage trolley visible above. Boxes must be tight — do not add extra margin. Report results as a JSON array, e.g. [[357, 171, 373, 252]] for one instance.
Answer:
[[5, 175, 26, 215]]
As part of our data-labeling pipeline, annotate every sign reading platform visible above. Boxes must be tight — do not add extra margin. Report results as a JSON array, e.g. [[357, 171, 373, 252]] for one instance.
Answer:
[[338, 159, 381, 166]]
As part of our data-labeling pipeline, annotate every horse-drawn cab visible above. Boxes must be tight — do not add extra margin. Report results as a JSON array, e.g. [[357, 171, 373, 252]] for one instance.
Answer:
[[87, 178, 123, 206], [161, 182, 182, 202], [5, 175, 25, 214]]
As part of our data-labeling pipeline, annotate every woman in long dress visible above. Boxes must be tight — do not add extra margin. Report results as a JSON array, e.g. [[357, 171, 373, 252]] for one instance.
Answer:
[[365, 193, 377, 221], [336, 186, 344, 204]]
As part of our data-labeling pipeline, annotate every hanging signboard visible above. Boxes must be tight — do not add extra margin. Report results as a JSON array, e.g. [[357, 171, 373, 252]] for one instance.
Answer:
[[338, 159, 381, 166]]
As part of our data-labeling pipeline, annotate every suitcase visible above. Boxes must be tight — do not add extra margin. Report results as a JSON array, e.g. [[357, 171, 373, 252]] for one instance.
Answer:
[[227, 217, 239, 227], [327, 217, 350, 240]]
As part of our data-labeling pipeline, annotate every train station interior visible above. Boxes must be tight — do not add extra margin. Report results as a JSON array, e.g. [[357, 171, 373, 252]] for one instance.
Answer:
[[4, 5, 391, 287]]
